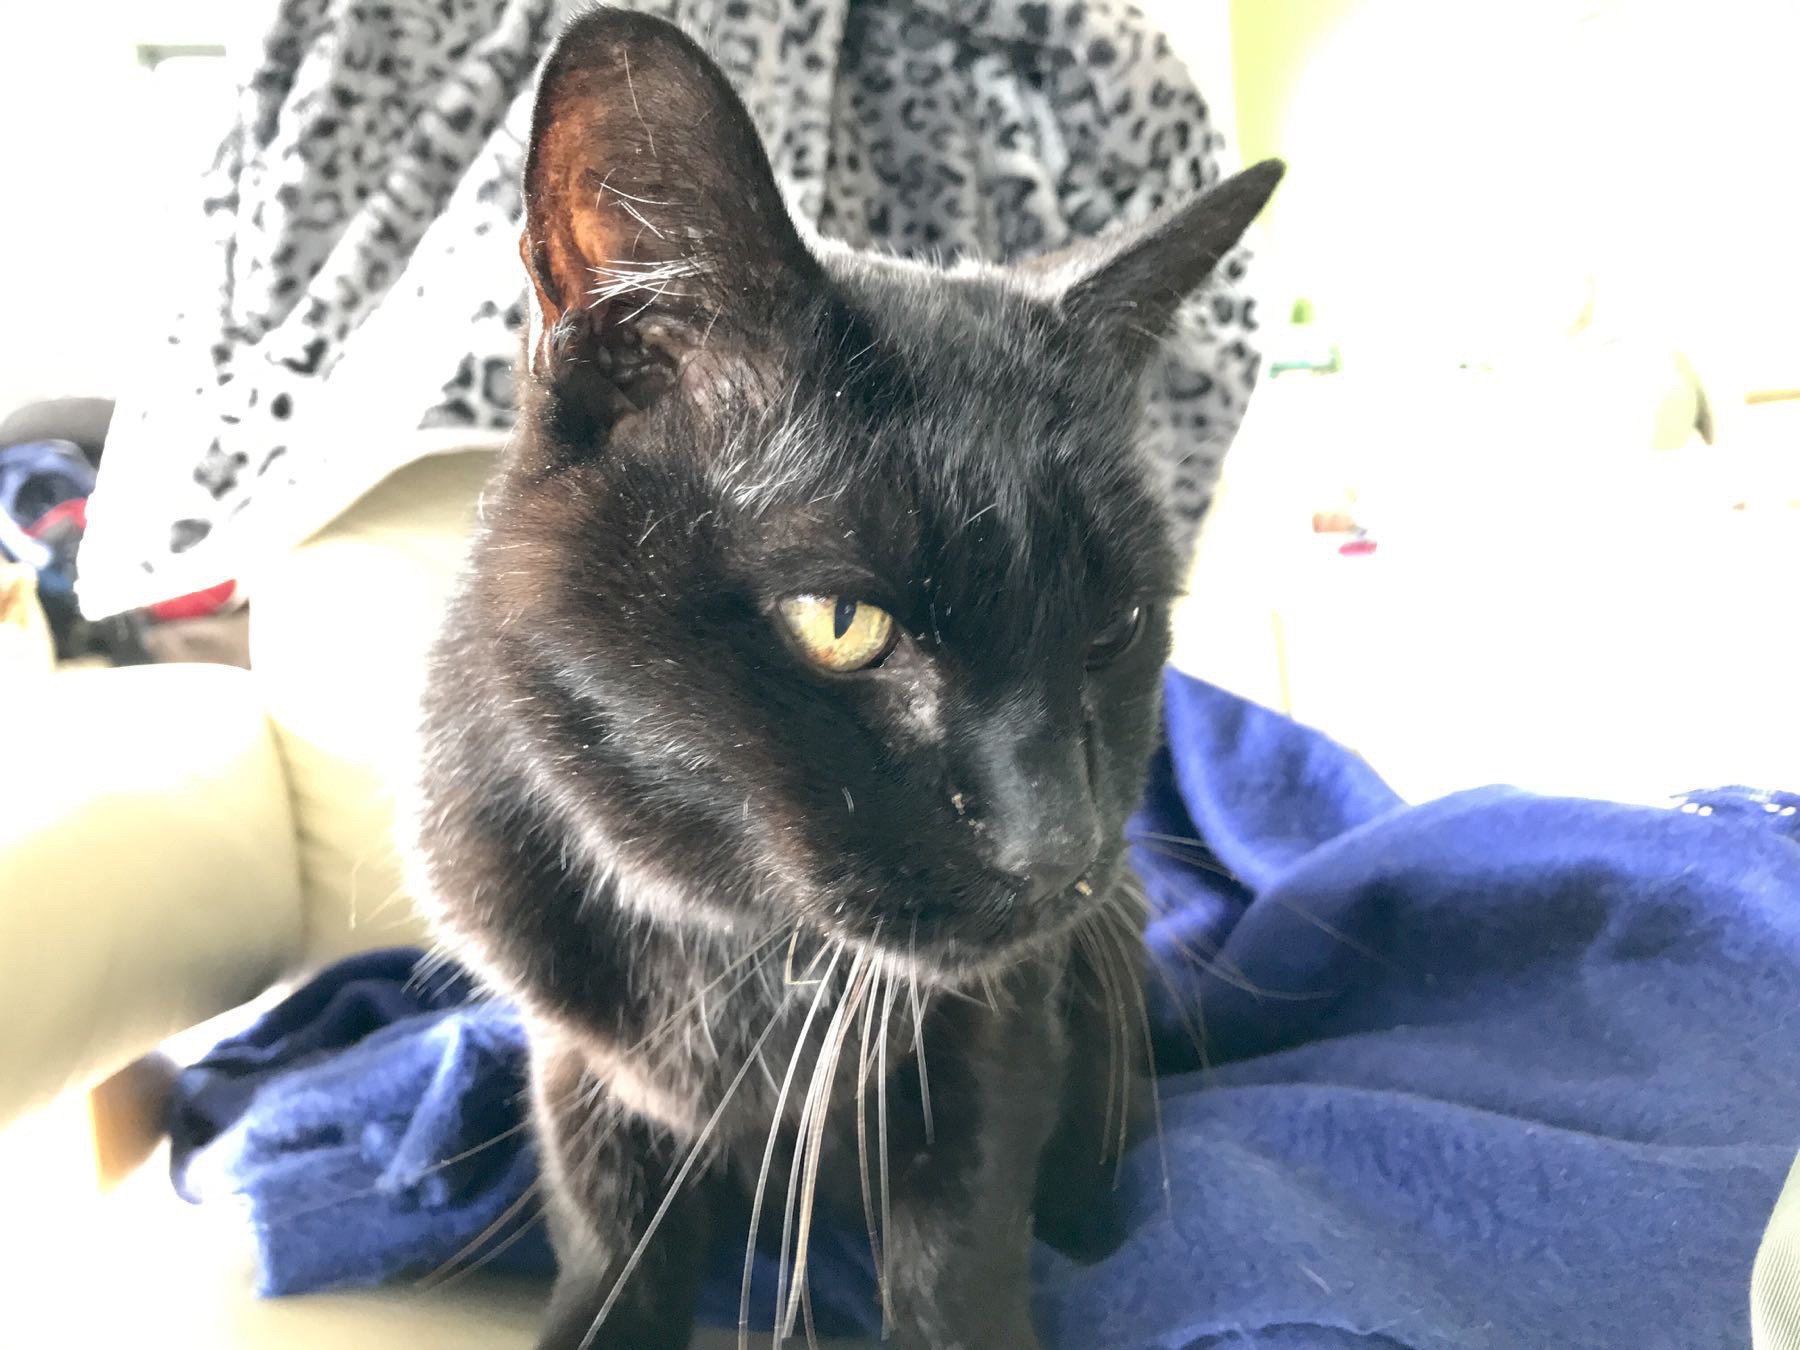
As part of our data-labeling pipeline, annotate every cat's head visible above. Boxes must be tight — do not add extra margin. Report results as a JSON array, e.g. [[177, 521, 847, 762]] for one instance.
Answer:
[[464, 10, 1279, 982]]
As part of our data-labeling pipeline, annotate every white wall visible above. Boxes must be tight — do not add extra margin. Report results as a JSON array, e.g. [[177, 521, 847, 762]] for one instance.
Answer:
[[0, 3, 241, 414], [1261, 0, 1800, 390]]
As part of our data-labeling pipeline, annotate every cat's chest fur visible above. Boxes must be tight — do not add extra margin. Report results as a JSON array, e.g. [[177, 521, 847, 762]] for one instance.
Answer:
[[530, 925, 1072, 1195]]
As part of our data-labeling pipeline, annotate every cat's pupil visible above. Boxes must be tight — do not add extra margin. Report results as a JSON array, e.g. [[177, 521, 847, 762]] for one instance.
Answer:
[[833, 598, 856, 639]]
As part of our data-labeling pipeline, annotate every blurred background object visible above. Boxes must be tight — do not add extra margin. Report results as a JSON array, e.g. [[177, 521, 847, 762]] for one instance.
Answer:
[[1167, 0, 1800, 804], [42, 0, 1263, 620], [6, 0, 1793, 474], [0, 561, 54, 675]]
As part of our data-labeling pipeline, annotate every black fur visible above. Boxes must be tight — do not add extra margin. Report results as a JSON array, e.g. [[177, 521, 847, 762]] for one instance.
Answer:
[[412, 10, 1281, 1347]]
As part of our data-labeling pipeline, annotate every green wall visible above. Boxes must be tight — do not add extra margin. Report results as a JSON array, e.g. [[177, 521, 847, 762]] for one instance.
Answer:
[[1228, 0, 1360, 226]]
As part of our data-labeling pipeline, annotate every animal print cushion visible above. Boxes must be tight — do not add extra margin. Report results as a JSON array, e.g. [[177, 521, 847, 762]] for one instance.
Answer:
[[80, 0, 1265, 617]]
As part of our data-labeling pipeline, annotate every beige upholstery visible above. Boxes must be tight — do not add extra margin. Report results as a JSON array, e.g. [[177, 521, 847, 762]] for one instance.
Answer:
[[0, 663, 302, 1122], [248, 447, 499, 965], [12, 1166, 780, 1350], [1, 448, 558, 1345], [1, 450, 500, 1121], [14, 1178, 546, 1350], [2, 445, 866, 1347]]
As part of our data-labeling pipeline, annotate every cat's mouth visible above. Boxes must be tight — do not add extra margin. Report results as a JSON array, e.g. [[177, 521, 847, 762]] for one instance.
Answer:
[[822, 852, 1125, 985]]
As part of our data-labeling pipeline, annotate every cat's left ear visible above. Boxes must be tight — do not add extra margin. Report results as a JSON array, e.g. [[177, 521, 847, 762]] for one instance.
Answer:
[[519, 10, 820, 414], [1029, 159, 1285, 356]]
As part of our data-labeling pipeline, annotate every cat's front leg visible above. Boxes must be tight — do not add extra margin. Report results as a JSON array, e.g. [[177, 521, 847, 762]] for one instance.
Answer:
[[1033, 940, 1136, 1263], [881, 1000, 1062, 1350], [532, 1043, 710, 1350]]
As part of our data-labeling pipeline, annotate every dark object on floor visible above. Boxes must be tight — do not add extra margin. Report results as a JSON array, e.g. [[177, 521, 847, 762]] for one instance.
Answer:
[[0, 445, 240, 666], [137, 608, 251, 669], [168, 671, 1800, 1347], [0, 440, 93, 534], [0, 442, 143, 664], [5, 493, 150, 666]]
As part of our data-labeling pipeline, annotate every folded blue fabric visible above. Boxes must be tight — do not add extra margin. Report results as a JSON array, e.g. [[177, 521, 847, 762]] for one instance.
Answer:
[[169, 671, 1800, 1346]]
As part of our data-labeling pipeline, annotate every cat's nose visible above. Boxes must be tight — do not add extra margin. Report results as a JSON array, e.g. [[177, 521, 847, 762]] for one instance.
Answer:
[[959, 728, 1102, 903], [988, 822, 1098, 902]]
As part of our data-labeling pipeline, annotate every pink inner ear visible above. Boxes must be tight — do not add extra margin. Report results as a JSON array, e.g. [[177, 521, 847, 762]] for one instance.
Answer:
[[520, 233, 558, 376], [514, 11, 828, 423], [525, 107, 636, 322], [521, 14, 823, 345]]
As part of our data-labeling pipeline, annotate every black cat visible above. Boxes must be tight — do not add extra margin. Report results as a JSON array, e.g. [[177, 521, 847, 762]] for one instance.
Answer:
[[411, 10, 1281, 1347]]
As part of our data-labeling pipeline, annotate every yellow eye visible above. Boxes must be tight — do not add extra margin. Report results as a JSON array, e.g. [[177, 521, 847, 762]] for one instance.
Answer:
[[777, 595, 897, 673]]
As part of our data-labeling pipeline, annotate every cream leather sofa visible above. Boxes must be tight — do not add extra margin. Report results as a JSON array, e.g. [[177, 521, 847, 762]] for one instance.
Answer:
[[3, 449, 852, 1348], [1, 450, 579, 1346]]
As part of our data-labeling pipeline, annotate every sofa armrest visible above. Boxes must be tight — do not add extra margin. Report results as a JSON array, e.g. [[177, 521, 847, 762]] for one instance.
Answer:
[[0, 664, 305, 1125]]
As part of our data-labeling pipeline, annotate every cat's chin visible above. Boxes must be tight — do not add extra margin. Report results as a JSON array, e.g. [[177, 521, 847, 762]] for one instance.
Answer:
[[826, 880, 1114, 989]]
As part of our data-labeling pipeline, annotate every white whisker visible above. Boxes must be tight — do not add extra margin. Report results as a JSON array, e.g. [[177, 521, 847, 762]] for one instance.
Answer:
[[611, 193, 667, 241], [1079, 918, 1130, 1177], [586, 257, 700, 308], [621, 48, 656, 160], [854, 965, 884, 1312], [415, 1182, 540, 1291], [877, 973, 899, 1329], [739, 947, 843, 1349], [779, 955, 871, 1337], [908, 970, 933, 1145], [1102, 899, 1170, 1208], [583, 983, 793, 1347]]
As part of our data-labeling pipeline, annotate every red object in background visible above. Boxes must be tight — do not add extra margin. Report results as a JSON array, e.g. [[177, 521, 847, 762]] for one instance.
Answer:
[[1338, 537, 1378, 557], [149, 579, 237, 622], [25, 496, 86, 538], [26, 496, 238, 621]]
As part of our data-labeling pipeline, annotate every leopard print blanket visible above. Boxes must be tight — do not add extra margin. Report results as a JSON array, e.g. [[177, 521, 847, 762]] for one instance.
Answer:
[[80, 0, 1264, 617]]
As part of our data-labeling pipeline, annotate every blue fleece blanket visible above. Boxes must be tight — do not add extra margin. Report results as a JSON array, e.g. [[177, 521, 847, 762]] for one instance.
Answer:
[[169, 671, 1800, 1347]]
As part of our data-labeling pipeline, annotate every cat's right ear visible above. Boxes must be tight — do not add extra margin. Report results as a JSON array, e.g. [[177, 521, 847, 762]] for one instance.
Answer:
[[519, 11, 819, 423], [1025, 159, 1285, 359]]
